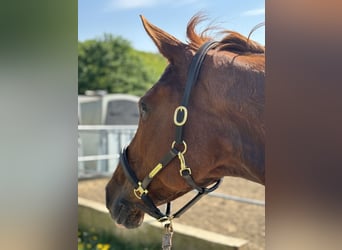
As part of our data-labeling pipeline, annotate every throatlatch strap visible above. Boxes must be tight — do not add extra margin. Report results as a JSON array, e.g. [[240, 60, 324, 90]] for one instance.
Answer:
[[172, 179, 222, 219]]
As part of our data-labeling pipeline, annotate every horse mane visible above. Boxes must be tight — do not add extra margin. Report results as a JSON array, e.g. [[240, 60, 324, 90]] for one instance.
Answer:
[[186, 14, 265, 54]]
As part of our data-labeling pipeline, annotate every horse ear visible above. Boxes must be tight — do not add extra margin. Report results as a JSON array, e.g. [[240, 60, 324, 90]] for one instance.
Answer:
[[140, 15, 185, 63]]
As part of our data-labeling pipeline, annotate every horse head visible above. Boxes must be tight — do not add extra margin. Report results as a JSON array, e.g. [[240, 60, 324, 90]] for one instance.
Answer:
[[106, 14, 265, 228]]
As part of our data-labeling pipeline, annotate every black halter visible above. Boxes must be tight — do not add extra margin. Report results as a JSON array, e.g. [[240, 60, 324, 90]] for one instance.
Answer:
[[120, 41, 222, 224]]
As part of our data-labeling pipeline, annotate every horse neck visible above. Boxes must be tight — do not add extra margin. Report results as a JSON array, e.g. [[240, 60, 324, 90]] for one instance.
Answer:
[[228, 110, 265, 184], [208, 63, 265, 184], [229, 70, 265, 184]]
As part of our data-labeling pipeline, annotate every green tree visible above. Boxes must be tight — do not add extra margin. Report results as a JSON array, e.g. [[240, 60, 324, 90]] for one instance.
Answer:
[[78, 34, 166, 96]]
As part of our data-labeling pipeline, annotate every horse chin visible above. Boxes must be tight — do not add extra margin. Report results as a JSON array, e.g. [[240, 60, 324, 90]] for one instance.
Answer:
[[111, 201, 145, 229]]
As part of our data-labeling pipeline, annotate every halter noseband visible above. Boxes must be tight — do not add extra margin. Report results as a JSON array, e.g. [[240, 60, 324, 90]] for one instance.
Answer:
[[120, 41, 222, 224]]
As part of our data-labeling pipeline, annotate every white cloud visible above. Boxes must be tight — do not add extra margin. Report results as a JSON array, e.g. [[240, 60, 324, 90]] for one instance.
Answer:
[[108, 0, 200, 10], [109, 0, 170, 9], [241, 8, 265, 17]]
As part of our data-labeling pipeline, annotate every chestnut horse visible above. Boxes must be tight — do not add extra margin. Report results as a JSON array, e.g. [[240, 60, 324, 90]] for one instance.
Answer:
[[106, 14, 265, 229]]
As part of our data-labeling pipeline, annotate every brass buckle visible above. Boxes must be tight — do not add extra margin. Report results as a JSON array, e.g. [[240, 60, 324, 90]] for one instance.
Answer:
[[180, 168, 192, 176], [173, 106, 188, 126], [133, 182, 148, 199], [178, 152, 192, 176]]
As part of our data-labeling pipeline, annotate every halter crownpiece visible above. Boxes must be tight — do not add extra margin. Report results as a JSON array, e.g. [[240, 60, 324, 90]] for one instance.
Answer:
[[120, 41, 222, 222]]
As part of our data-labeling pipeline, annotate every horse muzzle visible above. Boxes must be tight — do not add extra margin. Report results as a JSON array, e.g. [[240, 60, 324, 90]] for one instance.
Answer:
[[105, 185, 144, 229]]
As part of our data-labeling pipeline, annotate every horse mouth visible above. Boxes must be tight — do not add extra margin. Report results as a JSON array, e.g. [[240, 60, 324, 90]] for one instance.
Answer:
[[110, 201, 144, 229]]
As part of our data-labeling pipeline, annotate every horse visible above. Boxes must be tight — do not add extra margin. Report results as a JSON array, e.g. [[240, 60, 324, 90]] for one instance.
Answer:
[[106, 14, 265, 229]]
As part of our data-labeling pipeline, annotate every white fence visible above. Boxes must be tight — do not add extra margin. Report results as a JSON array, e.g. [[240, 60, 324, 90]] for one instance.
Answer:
[[78, 125, 264, 206], [78, 125, 137, 179]]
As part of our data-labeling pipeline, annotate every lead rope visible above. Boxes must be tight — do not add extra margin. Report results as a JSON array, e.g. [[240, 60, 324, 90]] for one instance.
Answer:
[[162, 202, 173, 249], [162, 221, 174, 250]]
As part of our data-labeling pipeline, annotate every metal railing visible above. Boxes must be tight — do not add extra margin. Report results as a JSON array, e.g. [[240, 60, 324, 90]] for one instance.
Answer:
[[205, 191, 264, 206], [78, 125, 264, 206], [78, 125, 137, 178]]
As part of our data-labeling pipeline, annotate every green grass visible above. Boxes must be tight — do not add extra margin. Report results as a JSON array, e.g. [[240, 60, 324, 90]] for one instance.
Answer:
[[78, 227, 161, 250]]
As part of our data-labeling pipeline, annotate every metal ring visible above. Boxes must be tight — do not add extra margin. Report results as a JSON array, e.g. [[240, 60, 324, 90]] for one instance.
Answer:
[[173, 106, 188, 126], [171, 140, 187, 154]]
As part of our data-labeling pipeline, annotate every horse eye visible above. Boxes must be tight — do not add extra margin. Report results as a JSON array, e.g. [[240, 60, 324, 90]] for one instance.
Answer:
[[140, 102, 148, 117]]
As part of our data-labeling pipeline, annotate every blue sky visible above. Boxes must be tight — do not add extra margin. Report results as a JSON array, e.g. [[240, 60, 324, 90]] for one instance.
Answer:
[[79, 0, 265, 52]]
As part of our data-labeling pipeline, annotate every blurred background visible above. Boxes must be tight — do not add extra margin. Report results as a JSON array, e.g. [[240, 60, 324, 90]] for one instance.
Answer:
[[2, 0, 341, 250], [77, 1, 265, 249]]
